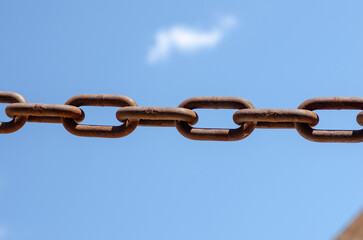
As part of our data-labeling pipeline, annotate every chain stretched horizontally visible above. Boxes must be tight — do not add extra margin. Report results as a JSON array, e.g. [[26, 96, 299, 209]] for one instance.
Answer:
[[2, 91, 363, 142]]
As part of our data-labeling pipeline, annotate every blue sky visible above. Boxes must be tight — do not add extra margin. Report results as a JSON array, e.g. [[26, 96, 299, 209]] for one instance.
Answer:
[[1, 1, 363, 239]]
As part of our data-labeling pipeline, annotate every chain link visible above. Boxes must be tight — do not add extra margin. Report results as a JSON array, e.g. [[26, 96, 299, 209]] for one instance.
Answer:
[[0, 92, 28, 133], [295, 97, 363, 143], [175, 97, 256, 141], [116, 106, 198, 127], [61, 94, 139, 138], [2, 91, 363, 142], [6, 103, 85, 123]]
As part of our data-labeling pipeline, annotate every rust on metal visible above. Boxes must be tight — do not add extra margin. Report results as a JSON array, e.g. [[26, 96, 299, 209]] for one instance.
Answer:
[[6, 103, 85, 123], [0, 92, 28, 133], [233, 109, 319, 129], [61, 94, 139, 138], [116, 106, 198, 127], [255, 122, 299, 129], [295, 97, 363, 143], [357, 111, 363, 126], [175, 97, 256, 141], [336, 211, 363, 240], [135, 120, 177, 127], [3, 92, 363, 143]]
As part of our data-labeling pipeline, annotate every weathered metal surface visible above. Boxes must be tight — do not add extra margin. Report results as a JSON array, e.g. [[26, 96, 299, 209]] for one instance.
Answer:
[[336, 211, 363, 240], [2, 92, 363, 142], [6, 103, 85, 123], [175, 97, 256, 141], [137, 120, 178, 127], [61, 94, 139, 138], [0, 92, 28, 133], [255, 122, 298, 129], [295, 97, 363, 143], [357, 111, 363, 126], [116, 106, 198, 127], [233, 109, 319, 129]]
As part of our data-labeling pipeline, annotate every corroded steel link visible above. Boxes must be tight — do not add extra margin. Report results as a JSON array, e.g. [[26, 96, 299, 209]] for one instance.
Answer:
[[61, 94, 139, 138], [175, 97, 256, 141], [233, 109, 319, 129], [295, 97, 363, 143], [6, 103, 85, 124], [0, 92, 28, 133], [28, 116, 73, 123], [116, 106, 198, 127], [256, 122, 300, 129], [357, 111, 363, 126], [3, 92, 363, 143], [137, 120, 178, 127]]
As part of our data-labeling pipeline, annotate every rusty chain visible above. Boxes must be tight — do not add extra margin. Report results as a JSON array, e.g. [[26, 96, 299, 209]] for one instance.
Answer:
[[2, 91, 363, 142]]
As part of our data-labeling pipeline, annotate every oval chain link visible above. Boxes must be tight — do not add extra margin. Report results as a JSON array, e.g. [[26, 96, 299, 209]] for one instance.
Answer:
[[0, 92, 28, 133], [295, 97, 363, 143], [6, 103, 85, 123], [116, 106, 198, 127], [175, 97, 256, 141], [61, 94, 139, 138], [233, 109, 319, 129]]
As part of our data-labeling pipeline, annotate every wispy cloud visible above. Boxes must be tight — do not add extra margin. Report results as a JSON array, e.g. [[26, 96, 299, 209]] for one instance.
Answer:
[[146, 15, 237, 64]]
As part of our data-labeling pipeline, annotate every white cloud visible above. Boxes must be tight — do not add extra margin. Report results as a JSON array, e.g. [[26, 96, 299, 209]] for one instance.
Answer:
[[147, 15, 237, 64]]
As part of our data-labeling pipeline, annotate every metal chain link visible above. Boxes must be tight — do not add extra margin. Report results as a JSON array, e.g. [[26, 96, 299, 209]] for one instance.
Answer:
[[2, 91, 363, 142]]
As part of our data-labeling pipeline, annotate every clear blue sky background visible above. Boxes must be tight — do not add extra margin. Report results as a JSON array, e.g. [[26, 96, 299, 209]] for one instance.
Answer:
[[1, 1, 363, 239]]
